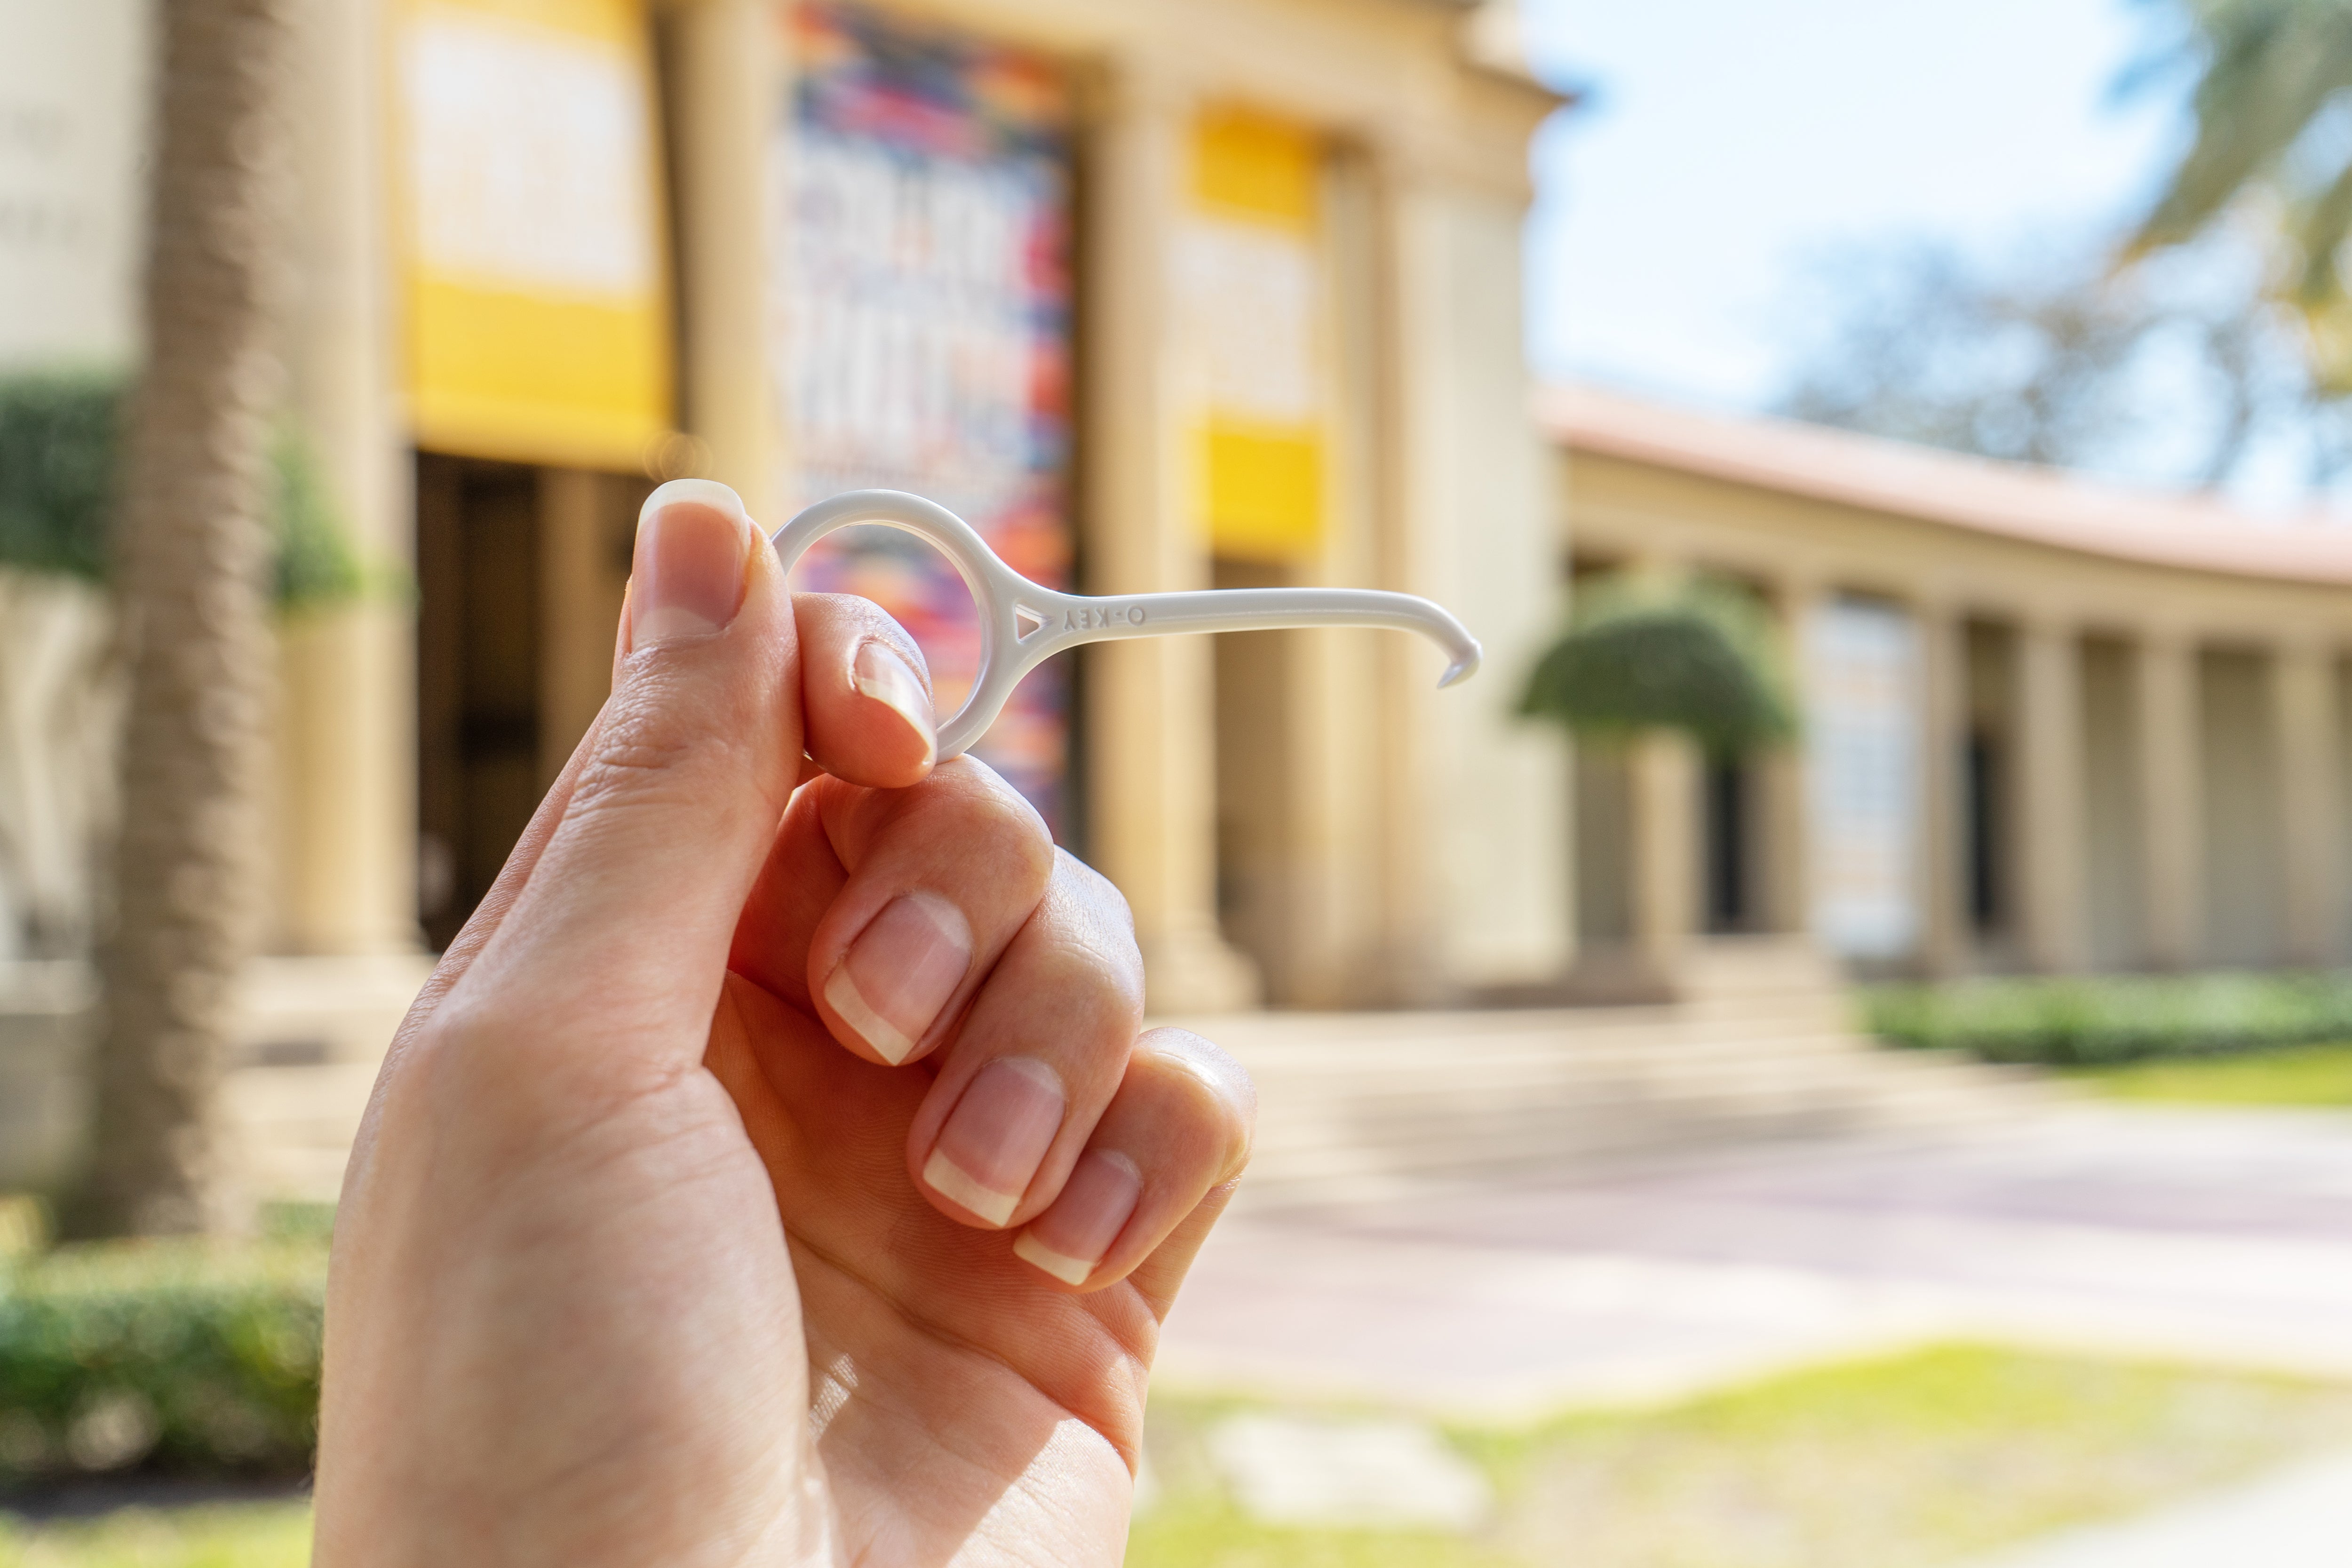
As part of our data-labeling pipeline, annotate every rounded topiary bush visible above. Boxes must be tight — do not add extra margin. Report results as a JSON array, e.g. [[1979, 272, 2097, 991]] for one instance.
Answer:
[[1519, 576, 1796, 756]]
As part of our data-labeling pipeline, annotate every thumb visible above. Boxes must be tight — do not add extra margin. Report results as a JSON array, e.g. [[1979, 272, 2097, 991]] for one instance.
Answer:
[[454, 480, 803, 1075]]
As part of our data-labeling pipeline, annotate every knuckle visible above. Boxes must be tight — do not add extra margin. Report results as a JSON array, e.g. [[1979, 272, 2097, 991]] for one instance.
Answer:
[[916, 759, 1057, 883], [800, 591, 933, 687], [566, 688, 772, 825], [1025, 917, 1148, 1036], [1140, 1027, 1257, 1177], [1054, 847, 1137, 938]]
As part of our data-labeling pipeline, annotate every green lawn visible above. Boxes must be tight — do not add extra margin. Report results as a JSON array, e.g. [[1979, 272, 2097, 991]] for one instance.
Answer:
[[0, 1502, 310, 1568], [2066, 1040, 2352, 1106], [1129, 1345, 2352, 1568], [6, 1346, 2350, 1568]]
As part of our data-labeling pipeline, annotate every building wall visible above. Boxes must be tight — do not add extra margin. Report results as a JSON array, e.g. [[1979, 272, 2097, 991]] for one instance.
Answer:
[[0, 0, 1571, 1010], [1561, 443, 2352, 980], [291, 0, 1564, 1010], [0, 0, 145, 373]]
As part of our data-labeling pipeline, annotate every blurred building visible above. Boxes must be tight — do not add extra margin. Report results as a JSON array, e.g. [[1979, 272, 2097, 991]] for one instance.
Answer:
[[1549, 384, 2352, 995], [12, 1, 2352, 1201], [0, 0, 1568, 1020]]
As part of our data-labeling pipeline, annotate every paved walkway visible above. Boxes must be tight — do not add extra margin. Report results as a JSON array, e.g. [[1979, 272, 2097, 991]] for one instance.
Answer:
[[1958, 1448, 2352, 1568], [1159, 1104, 2352, 1419]]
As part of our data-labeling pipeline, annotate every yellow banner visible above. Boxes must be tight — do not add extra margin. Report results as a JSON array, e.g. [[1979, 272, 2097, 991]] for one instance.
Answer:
[[1184, 107, 1325, 564], [393, 0, 674, 468]]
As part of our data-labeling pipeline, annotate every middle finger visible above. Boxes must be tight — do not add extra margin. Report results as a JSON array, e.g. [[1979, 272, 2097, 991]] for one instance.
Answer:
[[900, 850, 1145, 1231]]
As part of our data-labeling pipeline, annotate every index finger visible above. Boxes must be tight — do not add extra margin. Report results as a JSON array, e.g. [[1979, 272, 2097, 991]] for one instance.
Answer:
[[793, 592, 938, 789]]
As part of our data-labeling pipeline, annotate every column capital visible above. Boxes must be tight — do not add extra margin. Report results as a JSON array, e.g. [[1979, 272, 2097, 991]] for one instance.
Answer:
[[2013, 607, 2081, 640], [1362, 115, 1456, 189], [2270, 630, 2341, 666], [1771, 573, 1831, 611], [1905, 591, 1964, 625], [1085, 48, 1201, 125]]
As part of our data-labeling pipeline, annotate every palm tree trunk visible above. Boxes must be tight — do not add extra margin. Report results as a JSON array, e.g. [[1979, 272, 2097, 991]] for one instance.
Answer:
[[76, 0, 297, 1236]]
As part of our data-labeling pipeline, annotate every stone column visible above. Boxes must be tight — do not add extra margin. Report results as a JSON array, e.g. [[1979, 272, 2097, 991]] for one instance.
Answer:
[[1628, 731, 1700, 974], [1273, 149, 1385, 1008], [1363, 135, 1451, 1004], [1916, 603, 1971, 975], [2014, 618, 2087, 972], [1757, 580, 1821, 939], [1365, 137, 1567, 1000], [2136, 630, 2203, 969], [666, 0, 776, 519], [2274, 639, 2342, 965], [274, 0, 416, 955], [1080, 62, 1258, 1013]]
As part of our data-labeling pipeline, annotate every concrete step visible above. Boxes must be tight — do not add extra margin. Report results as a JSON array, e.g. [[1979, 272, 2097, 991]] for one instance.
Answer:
[[6, 957, 2053, 1213], [1192, 1003, 2057, 1205]]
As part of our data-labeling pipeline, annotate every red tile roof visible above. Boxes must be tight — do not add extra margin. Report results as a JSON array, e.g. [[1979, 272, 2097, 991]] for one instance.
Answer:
[[1538, 382, 2352, 588]]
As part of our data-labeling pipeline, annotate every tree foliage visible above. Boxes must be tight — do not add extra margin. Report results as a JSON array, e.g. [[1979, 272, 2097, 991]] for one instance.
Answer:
[[2124, 0, 2352, 398], [2130, 2, 2352, 311], [1774, 236, 2342, 488], [1519, 576, 1795, 756]]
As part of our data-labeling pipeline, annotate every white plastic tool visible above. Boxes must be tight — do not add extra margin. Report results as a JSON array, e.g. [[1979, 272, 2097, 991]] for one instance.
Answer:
[[649, 480, 1483, 761]]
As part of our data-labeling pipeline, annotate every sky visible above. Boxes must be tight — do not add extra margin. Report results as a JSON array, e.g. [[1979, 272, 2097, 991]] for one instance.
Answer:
[[1518, 0, 2186, 413]]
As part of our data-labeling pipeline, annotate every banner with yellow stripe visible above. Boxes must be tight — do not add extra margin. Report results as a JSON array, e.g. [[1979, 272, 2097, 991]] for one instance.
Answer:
[[393, 0, 675, 469], [1181, 107, 1326, 564]]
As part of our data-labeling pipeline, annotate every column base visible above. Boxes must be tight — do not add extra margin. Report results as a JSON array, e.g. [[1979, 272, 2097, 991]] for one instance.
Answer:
[[1565, 934, 1845, 1006], [1140, 925, 1262, 1015], [1561, 942, 1683, 1005]]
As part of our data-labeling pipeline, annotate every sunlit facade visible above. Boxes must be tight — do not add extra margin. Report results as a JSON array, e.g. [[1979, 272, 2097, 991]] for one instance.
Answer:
[[0, 0, 1568, 1014], [1549, 383, 2352, 994]]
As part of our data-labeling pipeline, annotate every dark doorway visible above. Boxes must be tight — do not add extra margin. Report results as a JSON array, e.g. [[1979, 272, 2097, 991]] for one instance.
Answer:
[[1703, 754, 1750, 932], [416, 456, 542, 950], [414, 454, 642, 949], [1965, 727, 2004, 932]]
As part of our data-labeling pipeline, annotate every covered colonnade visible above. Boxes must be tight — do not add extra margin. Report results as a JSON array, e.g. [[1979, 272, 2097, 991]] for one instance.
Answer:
[[1546, 385, 2352, 990]]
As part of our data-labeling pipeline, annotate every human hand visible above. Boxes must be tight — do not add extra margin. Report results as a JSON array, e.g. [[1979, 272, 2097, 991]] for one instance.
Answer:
[[311, 490, 1255, 1566]]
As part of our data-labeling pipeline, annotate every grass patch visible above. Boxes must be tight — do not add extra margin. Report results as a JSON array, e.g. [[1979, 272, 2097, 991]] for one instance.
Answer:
[[2067, 1040, 2352, 1107], [1125, 1512, 1516, 1568], [1133, 1345, 2352, 1568], [0, 1501, 310, 1568], [4, 1344, 2348, 1566]]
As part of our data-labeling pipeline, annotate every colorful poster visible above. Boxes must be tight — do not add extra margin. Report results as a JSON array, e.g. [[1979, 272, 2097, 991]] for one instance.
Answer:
[[777, 0, 1073, 833], [1807, 596, 1922, 959], [394, 0, 674, 468]]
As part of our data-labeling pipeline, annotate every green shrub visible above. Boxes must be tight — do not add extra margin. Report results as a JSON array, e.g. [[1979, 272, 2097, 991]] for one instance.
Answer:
[[1519, 574, 1796, 755], [0, 1240, 326, 1489], [0, 371, 366, 610], [1866, 971, 2352, 1065], [0, 372, 119, 581]]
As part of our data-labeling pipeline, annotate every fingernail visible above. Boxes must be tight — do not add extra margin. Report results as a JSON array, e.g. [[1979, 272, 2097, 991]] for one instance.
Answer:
[[631, 500, 750, 648], [922, 1058, 1064, 1227], [822, 892, 971, 1065], [853, 642, 937, 764], [1014, 1150, 1142, 1286]]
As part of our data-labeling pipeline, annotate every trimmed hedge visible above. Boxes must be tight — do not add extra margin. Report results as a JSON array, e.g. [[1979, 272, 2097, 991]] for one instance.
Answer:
[[1866, 971, 2352, 1066], [0, 372, 118, 581], [0, 1240, 325, 1488], [0, 371, 366, 610]]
